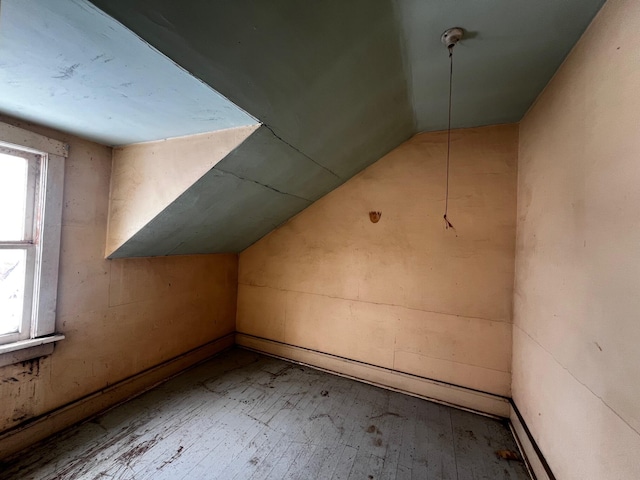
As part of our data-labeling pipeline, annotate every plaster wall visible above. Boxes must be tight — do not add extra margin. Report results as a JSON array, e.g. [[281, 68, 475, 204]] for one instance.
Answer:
[[238, 124, 518, 397], [0, 118, 238, 437], [513, 0, 640, 478]]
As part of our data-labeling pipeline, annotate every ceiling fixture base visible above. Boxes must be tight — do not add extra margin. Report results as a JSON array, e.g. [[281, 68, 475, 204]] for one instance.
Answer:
[[441, 27, 464, 49]]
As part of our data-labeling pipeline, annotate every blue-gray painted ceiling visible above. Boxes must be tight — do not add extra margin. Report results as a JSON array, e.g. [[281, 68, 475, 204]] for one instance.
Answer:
[[0, 0, 605, 255], [397, 0, 606, 131], [0, 0, 256, 145]]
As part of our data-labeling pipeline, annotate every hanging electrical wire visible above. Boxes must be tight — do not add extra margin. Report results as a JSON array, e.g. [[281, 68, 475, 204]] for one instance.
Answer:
[[440, 27, 463, 230], [444, 45, 454, 229]]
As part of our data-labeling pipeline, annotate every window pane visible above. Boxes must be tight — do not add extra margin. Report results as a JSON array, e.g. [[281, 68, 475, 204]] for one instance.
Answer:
[[0, 249, 26, 335], [0, 153, 28, 241]]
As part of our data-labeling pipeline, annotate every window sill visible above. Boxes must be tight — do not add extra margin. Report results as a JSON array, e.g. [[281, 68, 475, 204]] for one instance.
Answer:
[[0, 334, 65, 368]]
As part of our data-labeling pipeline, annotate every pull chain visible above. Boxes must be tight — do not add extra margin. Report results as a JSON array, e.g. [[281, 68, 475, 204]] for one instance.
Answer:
[[443, 46, 454, 230]]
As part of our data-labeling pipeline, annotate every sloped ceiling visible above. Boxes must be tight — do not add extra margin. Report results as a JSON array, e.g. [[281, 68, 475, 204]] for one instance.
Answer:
[[0, 0, 605, 256], [91, 0, 416, 179], [90, 0, 606, 135], [99, 0, 416, 256], [0, 0, 256, 145], [397, 0, 607, 131]]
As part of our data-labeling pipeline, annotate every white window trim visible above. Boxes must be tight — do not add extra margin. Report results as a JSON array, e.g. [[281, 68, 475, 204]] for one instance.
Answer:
[[0, 122, 67, 365]]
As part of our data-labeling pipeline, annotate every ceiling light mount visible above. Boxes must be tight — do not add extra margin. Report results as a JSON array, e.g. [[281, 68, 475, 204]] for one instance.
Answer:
[[441, 27, 464, 50]]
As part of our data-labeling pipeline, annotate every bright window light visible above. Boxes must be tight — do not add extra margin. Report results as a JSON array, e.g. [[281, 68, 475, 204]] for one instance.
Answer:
[[0, 152, 30, 336], [0, 153, 28, 241], [0, 249, 26, 335]]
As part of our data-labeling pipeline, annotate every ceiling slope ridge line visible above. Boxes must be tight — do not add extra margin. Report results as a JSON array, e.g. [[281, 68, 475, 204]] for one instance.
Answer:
[[212, 167, 314, 204], [113, 123, 262, 148], [261, 123, 341, 180], [390, 0, 419, 133]]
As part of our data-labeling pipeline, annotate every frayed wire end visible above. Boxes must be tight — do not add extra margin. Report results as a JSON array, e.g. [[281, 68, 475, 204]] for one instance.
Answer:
[[444, 214, 454, 230]]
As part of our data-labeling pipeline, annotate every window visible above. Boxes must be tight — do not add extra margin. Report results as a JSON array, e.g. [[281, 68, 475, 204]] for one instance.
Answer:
[[0, 122, 67, 365], [0, 146, 40, 343]]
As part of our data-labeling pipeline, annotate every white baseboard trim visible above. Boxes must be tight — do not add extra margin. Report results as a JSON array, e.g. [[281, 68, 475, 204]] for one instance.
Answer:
[[509, 403, 555, 480], [236, 333, 510, 418], [0, 333, 234, 460]]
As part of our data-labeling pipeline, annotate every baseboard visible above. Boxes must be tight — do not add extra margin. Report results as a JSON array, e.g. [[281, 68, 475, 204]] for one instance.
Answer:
[[236, 333, 510, 418], [1, 331, 547, 473], [509, 402, 556, 480], [0, 333, 234, 460]]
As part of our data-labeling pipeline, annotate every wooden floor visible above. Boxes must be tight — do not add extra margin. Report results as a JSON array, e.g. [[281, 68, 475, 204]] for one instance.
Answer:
[[1, 348, 530, 480]]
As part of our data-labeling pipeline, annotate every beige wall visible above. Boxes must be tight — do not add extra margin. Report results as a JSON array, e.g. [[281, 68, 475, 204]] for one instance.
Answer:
[[238, 124, 518, 397], [0, 118, 238, 436], [513, 0, 640, 478]]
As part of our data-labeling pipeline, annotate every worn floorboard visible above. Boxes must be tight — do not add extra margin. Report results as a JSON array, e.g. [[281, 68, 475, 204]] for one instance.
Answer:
[[0, 348, 530, 479]]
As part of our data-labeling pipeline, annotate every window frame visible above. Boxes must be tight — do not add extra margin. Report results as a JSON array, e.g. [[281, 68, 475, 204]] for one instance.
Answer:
[[0, 122, 67, 366]]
